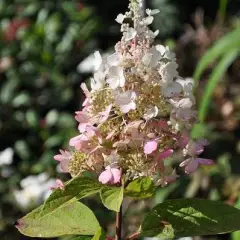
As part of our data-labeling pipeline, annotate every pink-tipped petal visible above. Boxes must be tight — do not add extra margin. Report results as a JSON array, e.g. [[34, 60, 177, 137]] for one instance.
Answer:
[[78, 123, 89, 133], [54, 154, 64, 162], [54, 150, 72, 173], [75, 111, 89, 123], [69, 135, 81, 147], [56, 179, 64, 189], [69, 135, 89, 150], [60, 160, 70, 172], [98, 168, 113, 184], [82, 98, 89, 107], [51, 179, 65, 190], [144, 141, 158, 155], [111, 168, 121, 184], [99, 104, 112, 123]]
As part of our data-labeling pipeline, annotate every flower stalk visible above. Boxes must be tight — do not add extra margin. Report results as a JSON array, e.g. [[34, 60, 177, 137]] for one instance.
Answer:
[[115, 205, 123, 240]]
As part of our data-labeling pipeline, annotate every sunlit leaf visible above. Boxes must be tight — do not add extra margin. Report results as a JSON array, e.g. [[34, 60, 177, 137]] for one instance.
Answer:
[[40, 176, 101, 217], [141, 199, 240, 239], [100, 186, 123, 212], [125, 177, 156, 199], [16, 201, 99, 238]]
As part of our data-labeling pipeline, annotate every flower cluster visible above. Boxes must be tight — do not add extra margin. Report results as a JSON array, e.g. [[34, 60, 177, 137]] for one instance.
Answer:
[[54, 0, 213, 186]]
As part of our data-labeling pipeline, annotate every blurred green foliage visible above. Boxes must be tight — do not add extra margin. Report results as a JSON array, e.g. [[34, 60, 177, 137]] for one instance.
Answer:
[[194, 27, 240, 122], [0, 0, 100, 238]]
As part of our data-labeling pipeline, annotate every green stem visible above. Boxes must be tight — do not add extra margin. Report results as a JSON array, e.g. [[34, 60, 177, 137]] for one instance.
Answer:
[[218, 0, 228, 23]]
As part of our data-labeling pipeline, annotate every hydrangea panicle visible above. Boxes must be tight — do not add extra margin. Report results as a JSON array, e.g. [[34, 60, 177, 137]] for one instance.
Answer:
[[54, 0, 213, 186]]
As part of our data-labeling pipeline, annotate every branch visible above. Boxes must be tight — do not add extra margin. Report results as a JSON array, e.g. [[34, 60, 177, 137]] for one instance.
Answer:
[[115, 205, 123, 240], [125, 232, 140, 240]]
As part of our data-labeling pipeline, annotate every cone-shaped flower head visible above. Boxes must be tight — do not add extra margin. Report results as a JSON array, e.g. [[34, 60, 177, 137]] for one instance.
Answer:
[[54, 0, 213, 186]]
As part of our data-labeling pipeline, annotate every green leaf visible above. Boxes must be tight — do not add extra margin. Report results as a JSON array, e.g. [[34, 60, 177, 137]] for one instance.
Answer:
[[231, 199, 240, 240], [26, 109, 39, 128], [141, 198, 240, 239], [70, 225, 106, 240], [193, 27, 240, 82], [232, 231, 240, 240], [40, 176, 102, 217], [46, 109, 59, 126], [198, 49, 239, 122], [100, 186, 123, 212], [16, 201, 100, 238], [12, 92, 31, 107], [92, 227, 107, 240], [72, 236, 92, 240], [125, 177, 156, 199]]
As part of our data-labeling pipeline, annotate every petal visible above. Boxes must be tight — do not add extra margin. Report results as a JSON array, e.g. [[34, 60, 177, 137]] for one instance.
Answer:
[[158, 149, 174, 159], [146, 9, 160, 16], [99, 104, 112, 123], [80, 83, 91, 98], [120, 102, 136, 113], [75, 112, 89, 123], [143, 16, 154, 25], [107, 53, 120, 66], [162, 82, 182, 97], [78, 123, 90, 133], [125, 28, 137, 41], [179, 136, 189, 148], [69, 135, 89, 150], [60, 159, 70, 172], [156, 45, 166, 55], [185, 159, 199, 174], [179, 158, 191, 167], [196, 158, 214, 165], [195, 145, 204, 155], [106, 130, 116, 140], [52, 179, 65, 190], [144, 141, 158, 155], [54, 154, 64, 162], [98, 169, 113, 184], [177, 98, 193, 109], [56, 179, 64, 187], [111, 168, 121, 184], [115, 14, 125, 24], [69, 135, 82, 147], [93, 51, 103, 71], [107, 77, 119, 89]]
